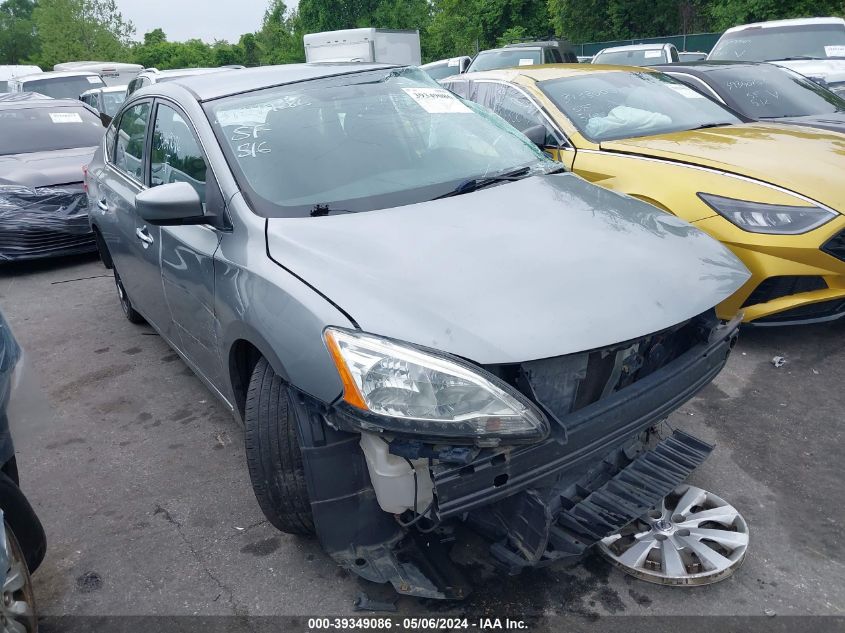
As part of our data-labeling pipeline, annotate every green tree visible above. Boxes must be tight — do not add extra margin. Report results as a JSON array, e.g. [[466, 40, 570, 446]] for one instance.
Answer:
[[426, 0, 552, 61], [239, 32, 261, 66], [708, 0, 845, 31], [373, 0, 431, 30], [256, 1, 305, 64], [143, 27, 167, 46], [33, 0, 134, 68], [298, 0, 382, 32], [0, 0, 39, 64], [212, 40, 243, 66]]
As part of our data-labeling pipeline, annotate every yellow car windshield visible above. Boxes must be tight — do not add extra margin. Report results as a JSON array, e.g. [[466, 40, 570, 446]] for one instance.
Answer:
[[538, 71, 741, 142]]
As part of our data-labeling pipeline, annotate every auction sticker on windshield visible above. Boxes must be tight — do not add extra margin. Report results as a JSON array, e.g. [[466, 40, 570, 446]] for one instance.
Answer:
[[402, 88, 472, 113], [49, 112, 83, 123], [666, 84, 705, 98], [825, 45, 845, 57]]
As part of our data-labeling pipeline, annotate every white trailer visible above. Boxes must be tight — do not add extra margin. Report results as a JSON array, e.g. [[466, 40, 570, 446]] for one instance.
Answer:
[[304, 28, 421, 65], [53, 61, 143, 87]]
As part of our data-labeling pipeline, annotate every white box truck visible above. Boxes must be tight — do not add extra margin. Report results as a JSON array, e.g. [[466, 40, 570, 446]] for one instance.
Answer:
[[304, 28, 421, 65]]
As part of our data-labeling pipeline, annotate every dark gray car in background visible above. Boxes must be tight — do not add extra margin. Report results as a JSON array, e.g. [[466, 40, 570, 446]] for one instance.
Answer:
[[86, 63, 750, 598], [655, 61, 845, 133], [0, 97, 104, 261]]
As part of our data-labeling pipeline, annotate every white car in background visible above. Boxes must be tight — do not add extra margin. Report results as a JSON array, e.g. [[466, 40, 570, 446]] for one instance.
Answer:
[[125, 67, 236, 97], [79, 84, 128, 123], [592, 43, 679, 65], [8, 70, 105, 99], [708, 17, 845, 96], [421, 56, 471, 81], [0, 65, 41, 93]]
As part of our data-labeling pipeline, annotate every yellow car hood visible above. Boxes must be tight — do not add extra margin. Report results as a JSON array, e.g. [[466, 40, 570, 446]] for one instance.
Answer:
[[600, 124, 845, 213]]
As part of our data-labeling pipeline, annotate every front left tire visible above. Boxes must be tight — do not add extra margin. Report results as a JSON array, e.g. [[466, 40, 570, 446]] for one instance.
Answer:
[[244, 358, 315, 536]]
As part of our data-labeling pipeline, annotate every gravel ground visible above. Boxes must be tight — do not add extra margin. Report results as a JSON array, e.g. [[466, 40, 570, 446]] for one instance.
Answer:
[[1, 254, 843, 627]]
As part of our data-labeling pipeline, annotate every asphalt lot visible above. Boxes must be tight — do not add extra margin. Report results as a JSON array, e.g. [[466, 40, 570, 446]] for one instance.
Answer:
[[1, 253, 843, 624]]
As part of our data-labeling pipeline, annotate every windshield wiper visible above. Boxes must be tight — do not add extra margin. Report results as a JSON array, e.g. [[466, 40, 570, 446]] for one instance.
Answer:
[[687, 122, 734, 131], [765, 56, 822, 61], [434, 166, 534, 200], [310, 204, 352, 217]]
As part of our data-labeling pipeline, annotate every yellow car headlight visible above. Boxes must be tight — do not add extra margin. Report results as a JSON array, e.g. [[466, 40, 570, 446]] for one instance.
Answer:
[[698, 193, 837, 235]]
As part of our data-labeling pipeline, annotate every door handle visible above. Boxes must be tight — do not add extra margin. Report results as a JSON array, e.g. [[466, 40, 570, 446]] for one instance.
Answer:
[[135, 226, 154, 248], [97, 198, 108, 211]]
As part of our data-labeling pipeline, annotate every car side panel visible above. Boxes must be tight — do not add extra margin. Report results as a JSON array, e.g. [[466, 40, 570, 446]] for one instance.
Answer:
[[213, 194, 349, 409], [161, 225, 224, 389]]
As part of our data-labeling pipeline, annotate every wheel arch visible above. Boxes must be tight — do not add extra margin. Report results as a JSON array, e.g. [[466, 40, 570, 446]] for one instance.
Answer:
[[91, 222, 114, 269], [226, 324, 293, 422]]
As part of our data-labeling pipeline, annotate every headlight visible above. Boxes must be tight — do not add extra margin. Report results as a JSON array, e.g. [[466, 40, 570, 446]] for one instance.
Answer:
[[698, 192, 836, 235], [324, 328, 549, 443]]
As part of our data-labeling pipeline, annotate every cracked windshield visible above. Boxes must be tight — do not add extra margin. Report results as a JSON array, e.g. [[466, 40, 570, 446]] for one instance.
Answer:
[[206, 69, 554, 216]]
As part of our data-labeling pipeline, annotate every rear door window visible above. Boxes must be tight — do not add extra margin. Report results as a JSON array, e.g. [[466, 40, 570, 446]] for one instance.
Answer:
[[113, 101, 151, 181]]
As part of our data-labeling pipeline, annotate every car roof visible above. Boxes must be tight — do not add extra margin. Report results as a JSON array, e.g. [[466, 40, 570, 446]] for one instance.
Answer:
[[505, 40, 571, 48], [421, 56, 470, 68], [165, 63, 396, 101], [142, 67, 228, 78], [80, 84, 128, 96], [0, 96, 89, 110], [477, 47, 542, 54], [451, 63, 656, 83], [652, 60, 767, 74], [15, 69, 100, 82], [598, 43, 669, 53], [723, 16, 845, 34], [0, 91, 52, 102]]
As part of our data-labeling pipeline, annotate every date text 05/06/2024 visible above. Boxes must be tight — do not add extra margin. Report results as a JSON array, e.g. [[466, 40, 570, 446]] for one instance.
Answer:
[[306, 617, 529, 630]]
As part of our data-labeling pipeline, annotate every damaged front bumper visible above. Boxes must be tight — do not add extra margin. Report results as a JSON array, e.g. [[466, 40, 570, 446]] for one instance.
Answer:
[[0, 185, 96, 262], [293, 314, 740, 599]]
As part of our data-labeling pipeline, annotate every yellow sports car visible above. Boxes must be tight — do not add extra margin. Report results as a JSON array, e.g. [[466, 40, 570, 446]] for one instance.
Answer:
[[443, 65, 845, 325]]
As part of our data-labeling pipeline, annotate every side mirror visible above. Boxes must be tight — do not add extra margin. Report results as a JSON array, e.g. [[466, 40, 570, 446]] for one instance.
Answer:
[[100, 112, 113, 127], [136, 182, 206, 225], [521, 124, 547, 148], [459, 58, 471, 73]]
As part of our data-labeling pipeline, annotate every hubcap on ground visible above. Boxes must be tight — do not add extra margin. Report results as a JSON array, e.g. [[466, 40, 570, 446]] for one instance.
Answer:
[[598, 484, 749, 586], [0, 515, 35, 633]]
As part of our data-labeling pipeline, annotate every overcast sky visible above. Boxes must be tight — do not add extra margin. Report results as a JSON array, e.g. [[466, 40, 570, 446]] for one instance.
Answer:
[[116, 0, 290, 44]]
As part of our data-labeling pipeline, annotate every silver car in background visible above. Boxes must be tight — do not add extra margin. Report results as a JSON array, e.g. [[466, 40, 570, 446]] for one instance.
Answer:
[[86, 64, 749, 598]]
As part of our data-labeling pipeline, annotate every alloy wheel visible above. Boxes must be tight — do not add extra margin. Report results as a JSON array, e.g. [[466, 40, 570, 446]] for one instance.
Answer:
[[0, 516, 36, 633]]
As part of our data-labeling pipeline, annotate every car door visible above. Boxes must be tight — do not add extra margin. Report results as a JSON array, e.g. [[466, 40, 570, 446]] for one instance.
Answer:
[[115, 100, 174, 331], [96, 100, 171, 327], [148, 100, 225, 389]]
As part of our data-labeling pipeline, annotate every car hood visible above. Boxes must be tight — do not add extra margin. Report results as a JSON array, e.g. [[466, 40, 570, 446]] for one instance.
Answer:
[[265, 174, 749, 364], [0, 147, 95, 187], [600, 123, 845, 213], [771, 59, 845, 84]]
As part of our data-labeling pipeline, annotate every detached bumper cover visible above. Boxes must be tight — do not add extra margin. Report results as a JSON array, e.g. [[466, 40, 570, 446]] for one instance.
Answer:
[[0, 185, 96, 262]]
